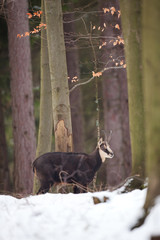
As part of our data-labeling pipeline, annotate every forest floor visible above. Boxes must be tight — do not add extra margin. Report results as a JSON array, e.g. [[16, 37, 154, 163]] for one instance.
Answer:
[[0, 187, 160, 240]]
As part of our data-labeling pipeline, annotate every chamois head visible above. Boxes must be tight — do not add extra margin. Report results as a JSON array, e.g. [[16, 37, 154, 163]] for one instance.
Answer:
[[97, 137, 114, 162]]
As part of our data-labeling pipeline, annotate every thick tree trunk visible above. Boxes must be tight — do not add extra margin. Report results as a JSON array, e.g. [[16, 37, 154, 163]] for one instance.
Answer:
[[7, 0, 36, 194], [33, 0, 52, 194], [130, 2, 160, 229], [99, 0, 131, 186], [45, 0, 73, 152], [0, 91, 10, 192], [120, 0, 145, 178], [64, 12, 84, 152], [142, 0, 160, 211]]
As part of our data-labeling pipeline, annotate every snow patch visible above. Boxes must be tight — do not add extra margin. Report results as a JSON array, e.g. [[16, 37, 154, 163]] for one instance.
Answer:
[[0, 189, 160, 240]]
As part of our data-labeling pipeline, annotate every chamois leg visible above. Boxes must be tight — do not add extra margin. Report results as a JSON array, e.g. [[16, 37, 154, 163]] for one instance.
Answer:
[[37, 181, 53, 195], [73, 185, 80, 194], [73, 184, 87, 194]]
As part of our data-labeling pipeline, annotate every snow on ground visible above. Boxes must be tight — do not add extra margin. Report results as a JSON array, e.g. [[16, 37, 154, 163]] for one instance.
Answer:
[[0, 188, 160, 240]]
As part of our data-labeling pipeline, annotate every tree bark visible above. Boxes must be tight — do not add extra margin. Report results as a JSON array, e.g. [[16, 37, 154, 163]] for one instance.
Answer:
[[45, 0, 73, 152], [142, 0, 160, 211], [7, 0, 36, 194], [33, 0, 53, 194], [120, 0, 145, 178], [99, 0, 131, 186], [0, 91, 10, 192], [64, 12, 84, 152], [36, 0, 52, 157]]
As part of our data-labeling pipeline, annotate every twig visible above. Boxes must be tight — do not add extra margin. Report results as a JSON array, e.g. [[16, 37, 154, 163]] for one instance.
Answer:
[[69, 65, 124, 93]]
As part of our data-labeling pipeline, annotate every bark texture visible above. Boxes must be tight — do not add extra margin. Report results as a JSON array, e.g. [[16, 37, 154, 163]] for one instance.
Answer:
[[120, 0, 145, 178], [7, 0, 36, 194], [99, 0, 131, 186], [142, 0, 160, 210], [0, 91, 10, 192], [33, 0, 53, 194], [36, 0, 52, 157], [45, 0, 73, 152], [64, 12, 84, 152]]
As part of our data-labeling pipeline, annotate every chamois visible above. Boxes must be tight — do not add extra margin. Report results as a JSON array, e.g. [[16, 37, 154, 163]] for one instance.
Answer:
[[33, 138, 114, 194]]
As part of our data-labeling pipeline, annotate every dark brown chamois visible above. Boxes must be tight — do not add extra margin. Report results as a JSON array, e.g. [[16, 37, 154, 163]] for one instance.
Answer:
[[33, 138, 114, 194]]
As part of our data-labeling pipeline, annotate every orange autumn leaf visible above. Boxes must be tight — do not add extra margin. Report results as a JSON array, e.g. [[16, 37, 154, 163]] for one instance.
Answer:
[[113, 40, 118, 46], [103, 8, 110, 13], [118, 10, 121, 18], [102, 41, 107, 46], [110, 7, 116, 15], [115, 24, 120, 30], [92, 71, 102, 77], [39, 23, 47, 28], [120, 60, 124, 65], [25, 32, 30, 37], [26, 13, 32, 19]]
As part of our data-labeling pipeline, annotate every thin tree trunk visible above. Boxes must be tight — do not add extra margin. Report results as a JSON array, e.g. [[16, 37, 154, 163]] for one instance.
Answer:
[[36, 0, 52, 157], [0, 91, 10, 192], [33, 0, 53, 194], [99, 0, 131, 186], [45, 0, 73, 152], [120, 0, 145, 178], [64, 12, 84, 152], [7, 0, 36, 194]]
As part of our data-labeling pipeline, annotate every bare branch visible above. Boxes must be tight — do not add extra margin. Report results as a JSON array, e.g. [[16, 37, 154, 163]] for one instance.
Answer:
[[69, 65, 125, 93]]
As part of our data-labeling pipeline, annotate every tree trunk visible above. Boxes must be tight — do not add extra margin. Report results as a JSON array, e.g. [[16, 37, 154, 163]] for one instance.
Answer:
[[36, 0, 52, 157], [142, 0, 160, 211], [45, 0, 73, 152], [33, 0, 53, 194], [98, 0, 131, 186], [7, 0, 36, 194], [0, 91, 10, 192], [120, 0, 145, 178], [64, 12, 84, 152]]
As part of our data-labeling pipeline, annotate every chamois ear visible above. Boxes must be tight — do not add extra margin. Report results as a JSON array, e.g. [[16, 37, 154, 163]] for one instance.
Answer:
[[97, 138, 103, 148]]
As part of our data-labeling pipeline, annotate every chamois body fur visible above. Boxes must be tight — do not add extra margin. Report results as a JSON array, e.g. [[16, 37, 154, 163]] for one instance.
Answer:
[[33, 138, 114, 194]]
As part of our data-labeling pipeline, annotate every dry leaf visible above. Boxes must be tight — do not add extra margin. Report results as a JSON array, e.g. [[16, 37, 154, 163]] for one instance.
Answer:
[[115, 24, 120, 30], [103, 8, 110, 13], [92, 71, 102, 77], [26, 13, 32, 19], [120, 60, 124, 65]]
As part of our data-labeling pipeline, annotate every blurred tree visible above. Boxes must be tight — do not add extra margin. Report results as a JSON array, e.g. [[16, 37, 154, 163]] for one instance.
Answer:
[[131, 1, 160, 228], [64, 11, 84, 152], [120, 0, 145, 178], [142, 0, 160, 217], [7, 0, 36, 194], [45, 0, 73, 152], [99, 0, 131, 186]]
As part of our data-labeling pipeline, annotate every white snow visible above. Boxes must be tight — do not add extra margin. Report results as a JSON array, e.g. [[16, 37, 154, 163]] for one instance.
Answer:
[[0, 188, 160, 240]]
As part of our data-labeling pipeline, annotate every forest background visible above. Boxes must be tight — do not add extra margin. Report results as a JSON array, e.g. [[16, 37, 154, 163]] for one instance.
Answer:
[[0, 0, 160, 221]]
